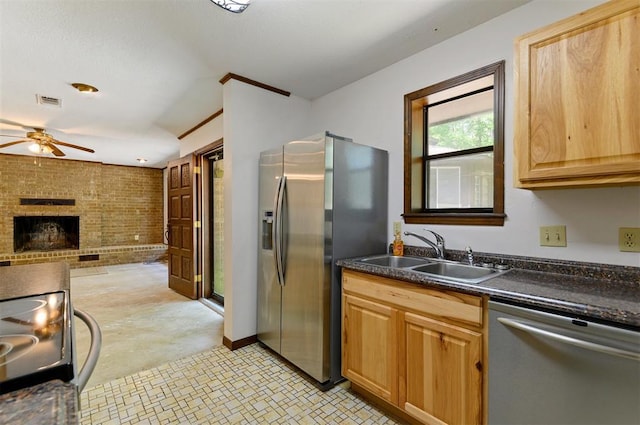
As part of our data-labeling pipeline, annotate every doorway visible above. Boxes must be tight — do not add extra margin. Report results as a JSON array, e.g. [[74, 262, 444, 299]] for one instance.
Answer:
[[194, 140, 224, 306], [208, 150, 224, 305]]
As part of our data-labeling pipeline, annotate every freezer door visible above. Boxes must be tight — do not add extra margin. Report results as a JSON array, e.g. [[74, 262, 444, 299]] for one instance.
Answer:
[[281, 136, 329, 383], [257, 148, 283, 353]]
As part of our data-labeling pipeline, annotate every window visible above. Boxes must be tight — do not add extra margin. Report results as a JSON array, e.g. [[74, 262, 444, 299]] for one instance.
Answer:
[[403, 61, 505, 225]]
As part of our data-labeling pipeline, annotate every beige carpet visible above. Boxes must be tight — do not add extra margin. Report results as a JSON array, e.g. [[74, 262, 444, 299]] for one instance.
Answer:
[[71, 262, 224, 389], [70, 266, 108, 278]]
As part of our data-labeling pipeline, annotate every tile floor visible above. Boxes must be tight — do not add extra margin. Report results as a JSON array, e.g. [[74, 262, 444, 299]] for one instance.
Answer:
[[74, 263, 399, 424], [80, 344, 399, 424]]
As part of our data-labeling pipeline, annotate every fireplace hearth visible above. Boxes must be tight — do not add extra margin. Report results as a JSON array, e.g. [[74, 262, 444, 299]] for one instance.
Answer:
[[14, 216, 79, 252]]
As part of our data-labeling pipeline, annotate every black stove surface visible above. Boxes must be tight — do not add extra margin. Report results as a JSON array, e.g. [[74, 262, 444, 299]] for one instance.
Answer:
[[0, 291, 74, 394]]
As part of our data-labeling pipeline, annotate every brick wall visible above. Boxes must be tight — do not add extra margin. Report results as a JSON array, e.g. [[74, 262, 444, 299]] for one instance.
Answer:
[[0, 153, 166, 267], [99, 162, 164, 245]]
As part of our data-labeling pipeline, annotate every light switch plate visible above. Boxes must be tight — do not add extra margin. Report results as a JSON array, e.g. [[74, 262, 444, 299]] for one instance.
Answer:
[[619, 227, 640, 252], [540, 225, 567, 247]]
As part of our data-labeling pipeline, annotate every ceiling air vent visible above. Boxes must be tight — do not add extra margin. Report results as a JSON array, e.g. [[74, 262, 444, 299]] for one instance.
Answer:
[[36, 94, 62, 107]]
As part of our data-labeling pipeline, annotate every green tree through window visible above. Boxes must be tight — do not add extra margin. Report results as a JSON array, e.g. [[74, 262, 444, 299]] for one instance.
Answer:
[[429, 113, 493, 151]]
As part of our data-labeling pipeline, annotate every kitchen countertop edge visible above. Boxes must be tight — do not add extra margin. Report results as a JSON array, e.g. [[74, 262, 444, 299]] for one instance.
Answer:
[[337, 256, 640, 329]]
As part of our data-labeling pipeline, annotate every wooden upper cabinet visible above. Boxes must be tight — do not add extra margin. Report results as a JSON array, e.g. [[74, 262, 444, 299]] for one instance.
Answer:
[[514, 0, 640, 189]]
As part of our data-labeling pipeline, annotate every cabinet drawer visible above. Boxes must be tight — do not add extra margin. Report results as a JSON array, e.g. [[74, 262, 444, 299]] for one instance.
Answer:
[[343, 270, 482, 327]]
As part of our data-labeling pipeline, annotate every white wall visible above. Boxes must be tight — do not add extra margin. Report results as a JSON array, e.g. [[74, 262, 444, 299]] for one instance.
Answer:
[[179, 114, 223, 157], [180, 0, 638, 344], [222, 80, 311, 341], [308, 0, 640, 267]]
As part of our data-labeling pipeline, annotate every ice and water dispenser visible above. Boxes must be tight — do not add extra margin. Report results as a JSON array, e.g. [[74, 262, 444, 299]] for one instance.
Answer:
[[262, 210, 273, 250]]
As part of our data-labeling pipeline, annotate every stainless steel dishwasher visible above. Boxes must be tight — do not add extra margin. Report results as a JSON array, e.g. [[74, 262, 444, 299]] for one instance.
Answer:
[[488, 300, 640, 425]]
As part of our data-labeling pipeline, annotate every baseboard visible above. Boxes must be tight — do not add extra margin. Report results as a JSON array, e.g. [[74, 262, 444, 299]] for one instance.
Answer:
[[223, 335, 257, 351]]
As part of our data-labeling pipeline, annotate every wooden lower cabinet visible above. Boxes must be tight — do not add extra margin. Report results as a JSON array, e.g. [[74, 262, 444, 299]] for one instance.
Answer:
[[401, 312, 482, 425], [342, 270, 485, 425], [342, 294, 399, 404]]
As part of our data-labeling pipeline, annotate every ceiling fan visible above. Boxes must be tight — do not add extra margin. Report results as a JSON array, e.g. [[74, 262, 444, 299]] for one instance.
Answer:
[[0, 127, 95, 157]]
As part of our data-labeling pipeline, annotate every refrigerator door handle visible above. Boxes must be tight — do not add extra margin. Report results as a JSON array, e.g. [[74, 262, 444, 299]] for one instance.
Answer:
[[273, 175, 286, 286]]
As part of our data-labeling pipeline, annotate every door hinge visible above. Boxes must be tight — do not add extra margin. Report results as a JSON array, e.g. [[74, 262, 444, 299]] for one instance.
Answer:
[[194, 274, 202, 282], [194, 220, 201, 228], [194, 166, 201, 174]]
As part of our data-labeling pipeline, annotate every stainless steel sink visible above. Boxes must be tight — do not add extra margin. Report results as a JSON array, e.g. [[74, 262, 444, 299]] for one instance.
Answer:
[[357, 255, 432, 268], [355, 254, 508, 284], [412, 262, 504, 284]]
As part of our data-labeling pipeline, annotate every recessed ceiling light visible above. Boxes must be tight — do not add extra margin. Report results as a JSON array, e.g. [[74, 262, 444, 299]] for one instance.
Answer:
[[71, 83, 99, 93], [210, 0, 250, 13], [137, 158, 147, 164]]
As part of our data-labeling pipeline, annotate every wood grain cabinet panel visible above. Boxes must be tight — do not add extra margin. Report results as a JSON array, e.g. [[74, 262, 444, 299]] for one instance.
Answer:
[[514, 0, 640, 189], [342, 270, 486, 425], [401, 312, 482, 425], [342, 293, 398, 404]]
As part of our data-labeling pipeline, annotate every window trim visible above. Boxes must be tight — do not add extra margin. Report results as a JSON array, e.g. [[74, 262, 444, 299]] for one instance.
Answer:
[[403, 60, 506, 226]]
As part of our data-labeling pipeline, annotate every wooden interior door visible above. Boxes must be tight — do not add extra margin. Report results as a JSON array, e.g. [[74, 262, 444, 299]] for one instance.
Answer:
[[167, 155, 198, 299]]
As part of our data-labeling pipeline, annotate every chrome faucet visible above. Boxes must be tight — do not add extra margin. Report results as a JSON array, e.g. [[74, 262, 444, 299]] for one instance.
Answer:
[[465, 246, 474, 265], [403, 229, 446, 259]]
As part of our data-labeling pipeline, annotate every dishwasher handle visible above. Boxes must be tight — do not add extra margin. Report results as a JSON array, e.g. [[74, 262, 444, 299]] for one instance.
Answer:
[[74, 308, 102, 393], [497, 317, 640, 362]]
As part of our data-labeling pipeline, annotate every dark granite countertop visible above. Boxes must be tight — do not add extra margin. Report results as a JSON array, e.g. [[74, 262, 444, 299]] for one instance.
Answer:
[[337, 247, 640, 329], [0, 380, 78, 425]]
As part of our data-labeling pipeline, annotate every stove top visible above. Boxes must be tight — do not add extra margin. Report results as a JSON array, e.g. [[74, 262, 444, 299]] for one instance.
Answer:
[[0, 291, 75, 394]]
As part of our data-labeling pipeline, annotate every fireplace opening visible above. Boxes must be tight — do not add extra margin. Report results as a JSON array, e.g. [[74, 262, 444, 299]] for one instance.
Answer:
[[14, 216, 80, 252]]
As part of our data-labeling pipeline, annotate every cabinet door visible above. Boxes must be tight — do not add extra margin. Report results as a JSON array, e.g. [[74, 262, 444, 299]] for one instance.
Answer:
[[514, 0, 640, 189], [400, 311, 482, 425], [342, 293, 398, 404]]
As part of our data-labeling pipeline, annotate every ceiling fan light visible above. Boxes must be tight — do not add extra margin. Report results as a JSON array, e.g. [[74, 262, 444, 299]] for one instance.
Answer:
[[71, 82, 99, 93], [210, 0, 250, 13], [28, 142, 53, 154]]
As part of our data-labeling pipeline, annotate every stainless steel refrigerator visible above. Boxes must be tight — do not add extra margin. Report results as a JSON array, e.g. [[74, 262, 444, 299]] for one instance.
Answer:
[[257, 132, 388, 389]]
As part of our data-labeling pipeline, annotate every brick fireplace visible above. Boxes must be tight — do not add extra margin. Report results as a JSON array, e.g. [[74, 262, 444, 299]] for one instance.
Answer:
[[0, 154, 167, 268], [14, 215, 80, 252]]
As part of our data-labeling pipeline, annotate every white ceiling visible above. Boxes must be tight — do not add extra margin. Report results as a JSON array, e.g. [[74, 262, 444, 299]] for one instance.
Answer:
[[0, 0, 529, 168]]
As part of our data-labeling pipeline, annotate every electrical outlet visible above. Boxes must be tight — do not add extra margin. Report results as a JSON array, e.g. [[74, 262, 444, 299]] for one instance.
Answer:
[[393, 221, 402, 235], [618, 227, 640, 252], [134, 234, 139, 241], [539, 225, 567, 247]]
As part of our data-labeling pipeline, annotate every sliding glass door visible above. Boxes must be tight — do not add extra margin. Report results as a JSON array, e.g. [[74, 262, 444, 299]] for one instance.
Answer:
[[208, 151, 224, 304]]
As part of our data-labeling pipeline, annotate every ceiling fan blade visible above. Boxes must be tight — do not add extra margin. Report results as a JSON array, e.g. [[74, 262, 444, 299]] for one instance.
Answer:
[[50, 139, 95, 153], [2, 127, 95, 155], [0, 118, 32, 131], [45, 141, 65, 157], [0, 139, 29, 148]]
